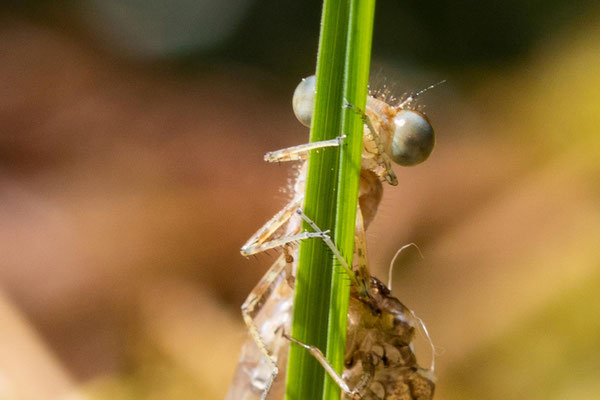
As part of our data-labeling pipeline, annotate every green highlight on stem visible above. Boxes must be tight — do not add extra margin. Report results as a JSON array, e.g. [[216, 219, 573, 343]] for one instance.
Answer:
[[285, 0, 376, 399], [325, 0, 376, 398]]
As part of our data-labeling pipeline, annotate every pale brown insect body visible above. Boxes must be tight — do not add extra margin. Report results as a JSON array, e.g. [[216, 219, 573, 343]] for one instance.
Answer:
[[226, 169, 387, 400], [226, 254, 293, 400], [343, 277, 434, 400], [226, 76, 436, 400]]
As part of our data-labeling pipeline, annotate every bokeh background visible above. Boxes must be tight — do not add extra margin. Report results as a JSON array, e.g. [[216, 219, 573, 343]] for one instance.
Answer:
[[1, 1, 599, 399]]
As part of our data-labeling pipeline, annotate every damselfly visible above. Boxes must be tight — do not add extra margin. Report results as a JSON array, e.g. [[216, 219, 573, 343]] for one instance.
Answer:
[[226, 75, 437, 399]]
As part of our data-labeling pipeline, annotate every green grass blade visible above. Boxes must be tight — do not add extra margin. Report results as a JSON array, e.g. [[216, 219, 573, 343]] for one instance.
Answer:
[[284, 0, 349, 399], [324, 0, 376, 398], [285, 0, 375, 399]]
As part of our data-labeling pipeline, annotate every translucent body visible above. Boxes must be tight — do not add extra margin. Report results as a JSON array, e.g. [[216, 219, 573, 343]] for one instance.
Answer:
[[343, 278, 434, 399], [225, 255, 292, 400], [228, 208, 435, 400], [227, 168, 385, 400], [228, 76, 436, 399]]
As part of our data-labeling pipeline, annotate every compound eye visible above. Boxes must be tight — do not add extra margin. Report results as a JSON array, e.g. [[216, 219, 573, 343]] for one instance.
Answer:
[[390, 110, 435, 166], [292, 75, 316, 127]]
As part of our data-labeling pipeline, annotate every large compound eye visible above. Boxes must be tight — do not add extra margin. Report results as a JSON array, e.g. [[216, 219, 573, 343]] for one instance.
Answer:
[[390, 110, 435, 166], [292, 75, 316, 127]]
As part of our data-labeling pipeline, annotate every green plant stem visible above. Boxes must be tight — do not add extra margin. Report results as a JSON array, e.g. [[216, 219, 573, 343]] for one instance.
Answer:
[[325, 0, 376, 398], [285, 0, 375, 399]]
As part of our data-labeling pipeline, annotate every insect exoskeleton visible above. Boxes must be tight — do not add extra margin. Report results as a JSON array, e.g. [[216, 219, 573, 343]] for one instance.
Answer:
[[344, 277, 435, 400], [229, 75, 438, 400]]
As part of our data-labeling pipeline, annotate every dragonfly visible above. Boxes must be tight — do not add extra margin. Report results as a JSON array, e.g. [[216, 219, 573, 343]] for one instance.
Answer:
[[226, 75, 437, 400]]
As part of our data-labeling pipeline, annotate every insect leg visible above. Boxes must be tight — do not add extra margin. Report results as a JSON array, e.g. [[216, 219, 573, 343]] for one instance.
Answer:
[[246, 230, 334, 256], [295, 208, 364, 291], [241, 197, 303, 257], [282, 332, 365, 400], [241, 255, 292, 399], [264, 136, 345, 163], [345, 102, 398, 186], [241, 197, 348, 266]]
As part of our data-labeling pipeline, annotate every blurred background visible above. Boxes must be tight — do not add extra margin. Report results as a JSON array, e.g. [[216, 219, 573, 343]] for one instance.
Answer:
[[1, 1, 599, 399]]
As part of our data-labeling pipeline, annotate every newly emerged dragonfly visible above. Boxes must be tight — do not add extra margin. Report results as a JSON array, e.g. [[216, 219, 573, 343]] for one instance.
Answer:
[[226, 75, 437, 400]]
